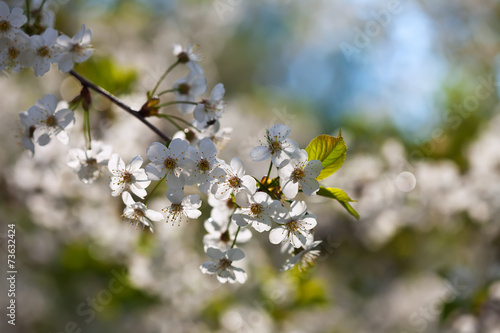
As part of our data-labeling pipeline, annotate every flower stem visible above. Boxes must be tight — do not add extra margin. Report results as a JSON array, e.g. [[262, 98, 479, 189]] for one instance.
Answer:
[[69, 70, 171, 143], [231, 226, 241, 249], [144, 176, 166, 205], [83, 109, 92, 150], [157, 101, 198, 108], [150, 61, 180, 97], [265, 161, 273, 182], [157, 88, 177, 97], [25, 0, 30, 25]]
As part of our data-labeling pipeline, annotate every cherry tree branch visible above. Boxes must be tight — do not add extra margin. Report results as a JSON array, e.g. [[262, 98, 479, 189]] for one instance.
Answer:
[[69, 70, 171, 143]]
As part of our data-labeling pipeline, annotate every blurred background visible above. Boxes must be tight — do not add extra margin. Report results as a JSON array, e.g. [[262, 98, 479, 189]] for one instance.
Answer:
[[1, 0, 500, 332]]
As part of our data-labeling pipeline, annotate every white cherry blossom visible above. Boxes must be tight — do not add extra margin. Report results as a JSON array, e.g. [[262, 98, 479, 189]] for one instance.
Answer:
[[200, 247, 247, 284], [121, 192, 163, 232], [203, 218, 252, 251], [193, 83, 225, 127], [250, 124, 299, 167], [57, 24, 93, 73], [67, 141, 112, 184], [145, 139, 193, 188], [26, 94, 75, 146], [108, 154, 151, 198], [188, 137, 226, 193], [162, 189, 202, 226], [173, 67, 206, 114], [269, 201, 317, 248], [29, 27, 62, 77], [0, 1, 27, 39], [279, 149, 322, 199], [232, 191, 286, 232], [173, 42, 203, 75], [212, 157, 257, 201], [281, 236, 322, 271]]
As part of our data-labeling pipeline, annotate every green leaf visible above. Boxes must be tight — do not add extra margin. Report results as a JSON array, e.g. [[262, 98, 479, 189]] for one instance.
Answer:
[[317, 187, 359, 220], [305, 132, 347, 180]]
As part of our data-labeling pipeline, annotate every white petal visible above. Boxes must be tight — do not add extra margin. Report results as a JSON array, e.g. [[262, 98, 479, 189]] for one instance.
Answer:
[[226, 248, 245, 261], [249, 146, 270, 162], [206, 247, 224, 261], [269, 227, 287, 244], [290, 200, 307, 218], [121, 191, 135, 206]]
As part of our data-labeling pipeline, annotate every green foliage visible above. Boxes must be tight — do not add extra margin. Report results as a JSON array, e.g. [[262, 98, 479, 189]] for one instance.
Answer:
[[305, 132, 347, 180], [317, 186, 359, 220], [74, 55, 138, 95]]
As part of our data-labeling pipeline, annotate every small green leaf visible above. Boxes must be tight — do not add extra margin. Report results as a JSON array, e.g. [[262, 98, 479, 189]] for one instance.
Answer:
[[317, 187, 359, 220], [305, 132, 347, 180]]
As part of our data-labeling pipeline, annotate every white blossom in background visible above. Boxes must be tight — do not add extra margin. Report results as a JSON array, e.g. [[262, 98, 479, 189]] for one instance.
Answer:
[[232, 191, 286, 232], [29, 27, 61, 77], [208, 193, 236, 223], [162, 189, 202, 226], [56, 24, 93, 72], [188, 137, 226, 193], [212, 157, 257, 201], [200, 247, 247, 284], [250, 124, 299, 167], [108, 154, 151, 198], [18, 110, 37, 154], [194, 83, 225, 128], [0, 31, 31, 71], [281, 236, 322, 271], [26, 94, 75, 146], [67, 141, 112, 184], [279, 149, 322, 199], [173, 67, 207, 114], [145, 139, 193, 188], [121, 192, 163, 232], [0, 1, 26, 39], [203, 217, 252, 251], [269, 201, 317, 248], [173, 42, 203, 75]]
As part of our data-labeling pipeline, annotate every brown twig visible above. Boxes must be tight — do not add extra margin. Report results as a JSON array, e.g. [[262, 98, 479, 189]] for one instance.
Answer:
[[69, 70, 171, 143]]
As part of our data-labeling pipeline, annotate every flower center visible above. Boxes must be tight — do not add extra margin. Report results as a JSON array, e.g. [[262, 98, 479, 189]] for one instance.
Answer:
[[170, 203, 183, 215], [86, 157, 97, 166], [70, 43, 83, 53], [163, 157, 177, 170], [291, 167, 305, 182], [133, 208, 145, 219], [220, 230, 231, 243], [250, 203, 263, 216], [37, 46, 51, 58], [177, 51, 189, 63], [268, 139, 281, 154], [286, 219, 300, 233], [198, 158, 211, 172], [177, 83, 191, 95], [218, 258, 232, 271], [8, 47, 19, 60], [0, 20, 10, 32], [228, 176, 241, 188], [122, 171, 132, 184], [46, 115, 58, 127]]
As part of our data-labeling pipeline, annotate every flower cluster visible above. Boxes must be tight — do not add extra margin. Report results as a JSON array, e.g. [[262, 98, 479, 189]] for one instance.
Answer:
[[0, 1, 92, 76], [10, 0, 351, 285]]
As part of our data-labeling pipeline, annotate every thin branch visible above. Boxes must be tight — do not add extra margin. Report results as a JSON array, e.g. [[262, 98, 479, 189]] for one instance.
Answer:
[[69, 70, 171, 143]]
